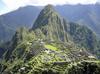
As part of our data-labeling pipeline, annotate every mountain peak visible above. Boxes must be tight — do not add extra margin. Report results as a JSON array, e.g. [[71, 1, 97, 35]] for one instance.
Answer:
[[32, 4, 68, 41], [32, 4, 61, 29], [44, 4, 54, 10]]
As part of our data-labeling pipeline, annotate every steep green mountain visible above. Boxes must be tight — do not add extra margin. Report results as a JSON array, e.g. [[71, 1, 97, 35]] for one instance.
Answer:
[[32, 5, 99, 55], [0, 5, 100, 74], [0, 27, 96, 74], [32, 5, 68, 42], [0, 4, 100, 43], [68, 22, 99, 53], [2, 27, 35, 60]]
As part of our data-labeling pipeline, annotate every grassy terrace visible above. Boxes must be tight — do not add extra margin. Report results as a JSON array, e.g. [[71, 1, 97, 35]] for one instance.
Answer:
[[44, 44, 58, 51]]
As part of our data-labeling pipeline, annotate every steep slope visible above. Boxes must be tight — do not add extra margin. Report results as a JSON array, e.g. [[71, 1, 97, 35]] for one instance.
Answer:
[[2, 27, 35, 61], [1, 27, 92, 74], [32, 5, 68, 42], [68, 22, 99, 53], [32, 5, 99, 55], [0, 29, 95, 74]]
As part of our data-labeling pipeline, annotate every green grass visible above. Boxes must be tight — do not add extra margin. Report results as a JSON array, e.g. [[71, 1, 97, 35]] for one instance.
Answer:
[[44, 44, 58, 51]]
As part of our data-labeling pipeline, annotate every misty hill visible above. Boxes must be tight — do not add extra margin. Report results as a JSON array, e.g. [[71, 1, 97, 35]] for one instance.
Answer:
[[0, 6, 41, 42], [55, 4, 100, 36]]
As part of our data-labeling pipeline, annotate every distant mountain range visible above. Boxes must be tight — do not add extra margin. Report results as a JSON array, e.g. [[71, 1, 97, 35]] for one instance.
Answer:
[[0, 6, 40, 43], [0, 4, 100, 43], [56, 4, 100, 36]]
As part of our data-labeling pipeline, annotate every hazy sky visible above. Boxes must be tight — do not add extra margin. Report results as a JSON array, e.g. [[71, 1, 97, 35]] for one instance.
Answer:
[[0, 0, 99, 15]]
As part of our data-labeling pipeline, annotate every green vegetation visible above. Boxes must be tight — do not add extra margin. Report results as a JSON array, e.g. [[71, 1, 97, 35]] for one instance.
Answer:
[[67, 61, 100, 74], [0, 4, 100, 74], [44, 44, 58, 51]]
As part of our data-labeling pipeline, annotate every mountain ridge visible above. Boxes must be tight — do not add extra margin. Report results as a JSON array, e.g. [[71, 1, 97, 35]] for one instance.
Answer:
[[0, 4, 100, 43], [32, 5, 99, 55], [32, 4, 69, 42]]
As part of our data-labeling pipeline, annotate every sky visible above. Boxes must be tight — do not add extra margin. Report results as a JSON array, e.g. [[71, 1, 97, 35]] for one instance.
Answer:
[[0, 0, 99, 15]]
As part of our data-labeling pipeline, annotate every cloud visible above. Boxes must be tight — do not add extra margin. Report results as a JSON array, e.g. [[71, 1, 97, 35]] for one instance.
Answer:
[[2, 0, 98, 11], [2, 0, 30, 10], [34, 0, 97, 5], [97, 0, 100, 2]]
